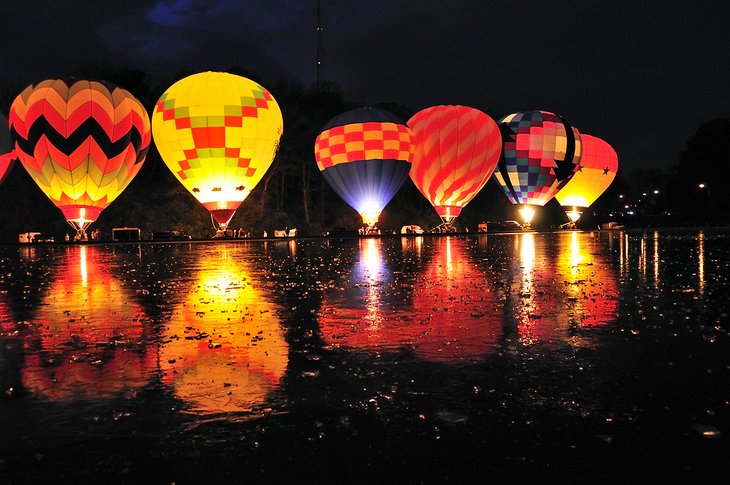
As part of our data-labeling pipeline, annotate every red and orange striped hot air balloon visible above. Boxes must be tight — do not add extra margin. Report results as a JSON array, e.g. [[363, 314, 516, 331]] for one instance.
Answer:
[[9, 79, 151, 232], [408, 105, 501, 229]]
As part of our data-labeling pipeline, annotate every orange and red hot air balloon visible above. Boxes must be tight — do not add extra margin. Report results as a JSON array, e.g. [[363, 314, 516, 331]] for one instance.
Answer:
[[9, 79, 151, 232], [408, 105, 502, 229]]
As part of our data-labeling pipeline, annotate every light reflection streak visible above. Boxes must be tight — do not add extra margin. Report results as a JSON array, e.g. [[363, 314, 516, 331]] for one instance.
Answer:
[[516, 233, 536, 346], [699, 231, 705, 295], [571, 231, 581, 268], [445, 236, 453, 272], [619, 233, 629, 276], [79, 245, 88, 287], [361, 238, 383, 330], [653, 231, 660, 289], [639, 236, 647, 278], [400, 236, 424, 259]]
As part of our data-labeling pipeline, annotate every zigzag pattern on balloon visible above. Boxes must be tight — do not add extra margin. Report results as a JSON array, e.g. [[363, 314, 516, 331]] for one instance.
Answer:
[[12, 117, 147, 162], [9, 79, 151, 224]]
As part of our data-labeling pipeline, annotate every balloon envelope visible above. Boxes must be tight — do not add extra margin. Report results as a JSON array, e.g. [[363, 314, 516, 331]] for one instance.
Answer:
[[152, 71, 283, 228], [408, 105, 501, 223], [494, 110, 582, 208], [314, 107, 413, 226], [555, 134, 618, 210], [9, 79, 150, 229]]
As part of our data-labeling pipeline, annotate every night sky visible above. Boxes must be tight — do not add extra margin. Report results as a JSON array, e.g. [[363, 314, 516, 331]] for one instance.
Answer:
[[2, 0, 729, 172]]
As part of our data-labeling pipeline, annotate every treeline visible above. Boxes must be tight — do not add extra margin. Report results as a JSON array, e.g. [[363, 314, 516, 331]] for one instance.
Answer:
[[0, 63, 727, 242]]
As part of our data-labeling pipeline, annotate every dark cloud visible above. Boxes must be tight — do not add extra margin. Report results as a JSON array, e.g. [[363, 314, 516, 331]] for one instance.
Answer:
[[1, 0, 729, 171]]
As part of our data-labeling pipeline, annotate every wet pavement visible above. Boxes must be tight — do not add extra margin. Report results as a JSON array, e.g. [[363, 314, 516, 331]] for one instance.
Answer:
[[0, 230, 728, 484]]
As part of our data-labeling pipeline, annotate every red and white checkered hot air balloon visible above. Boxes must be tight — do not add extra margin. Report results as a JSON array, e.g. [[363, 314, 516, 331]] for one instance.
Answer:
[[408, 105, 501, 229]]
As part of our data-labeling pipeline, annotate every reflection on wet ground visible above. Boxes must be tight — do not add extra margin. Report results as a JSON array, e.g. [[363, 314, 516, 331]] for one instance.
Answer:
[[0, 230, 728, 483]]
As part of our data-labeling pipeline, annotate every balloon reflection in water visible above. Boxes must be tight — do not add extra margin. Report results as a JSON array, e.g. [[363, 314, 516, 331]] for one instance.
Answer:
[[160, 248, 288, 414], [559, 232, 618, 327], [319, 237, 502, 363], [21, 246, 156, 402], [510, 232, 618, 347]]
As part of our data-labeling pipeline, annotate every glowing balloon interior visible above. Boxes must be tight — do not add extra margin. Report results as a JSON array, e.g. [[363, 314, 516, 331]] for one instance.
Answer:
[[314, 107, 413, 228], [494, 110, 582, 217], [9, 79, 151, 230], [152, 71, 283, 229], [555, 134, 618, 222], [408, 105, 501, 224]]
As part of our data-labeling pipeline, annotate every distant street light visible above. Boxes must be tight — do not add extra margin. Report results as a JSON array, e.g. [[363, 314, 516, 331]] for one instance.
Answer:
[[653, 189, 660, 194], [698, 183, 711, 222]]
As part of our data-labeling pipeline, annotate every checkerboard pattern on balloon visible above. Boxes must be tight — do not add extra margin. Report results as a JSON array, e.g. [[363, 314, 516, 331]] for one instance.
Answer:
[[155, 87, 275, 181], [315, 122, 413, 171], [496, 110, 582, 206]]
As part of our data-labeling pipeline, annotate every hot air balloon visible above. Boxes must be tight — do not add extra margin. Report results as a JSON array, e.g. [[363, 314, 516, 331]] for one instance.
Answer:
[[0, 112, 15, 185], [408, 105, 501, 231], [554, 134, 618, 225], [494, 110, 582, 227], [314, 107, 413, 232], [9, 79, 151, 234], [152, 71, 283, 230]]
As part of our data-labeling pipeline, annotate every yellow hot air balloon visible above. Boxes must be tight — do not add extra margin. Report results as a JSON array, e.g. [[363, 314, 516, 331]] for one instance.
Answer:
[[152, 72, 283, 229], [554, 134, 618, 224]]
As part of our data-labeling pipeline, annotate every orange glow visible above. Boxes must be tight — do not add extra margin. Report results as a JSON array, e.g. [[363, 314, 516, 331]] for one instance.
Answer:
[[518, 205, 536, 225], [566, 208, 582, 223], [159, 247, 288, 414], [20, 247, 156, 402]]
